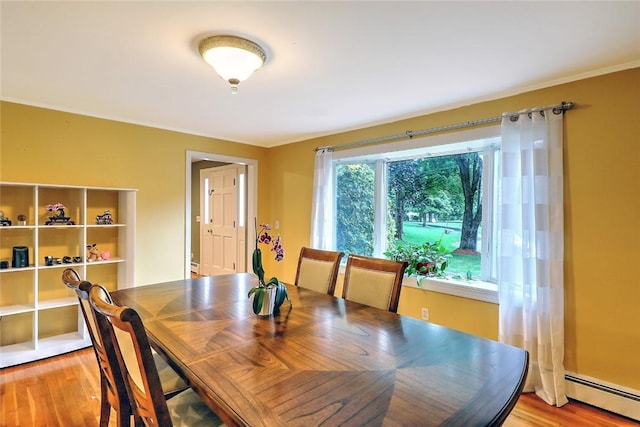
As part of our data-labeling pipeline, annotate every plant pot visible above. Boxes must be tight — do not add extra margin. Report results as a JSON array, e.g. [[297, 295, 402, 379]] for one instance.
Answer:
[[416, 261, 436, 275], [252, 287, 277, 317]]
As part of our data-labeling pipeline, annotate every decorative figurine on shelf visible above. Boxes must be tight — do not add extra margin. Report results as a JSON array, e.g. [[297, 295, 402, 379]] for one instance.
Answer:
[[0, 211, 12, 226], [86, 243, 102, 262], [95, 210, 113, 225], [17, 214, 27, 226], [45, 203, 75, 225]]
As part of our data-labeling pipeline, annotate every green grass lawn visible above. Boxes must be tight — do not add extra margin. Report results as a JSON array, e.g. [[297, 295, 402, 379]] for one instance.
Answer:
[[394, 221, 481, 278]]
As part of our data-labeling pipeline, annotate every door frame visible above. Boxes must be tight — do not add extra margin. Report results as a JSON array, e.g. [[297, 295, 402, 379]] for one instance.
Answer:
[[185, 150, 257, 278]]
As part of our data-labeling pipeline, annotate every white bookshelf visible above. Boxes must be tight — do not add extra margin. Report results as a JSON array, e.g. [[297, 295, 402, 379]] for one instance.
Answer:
[[0, 182, 136, 367]]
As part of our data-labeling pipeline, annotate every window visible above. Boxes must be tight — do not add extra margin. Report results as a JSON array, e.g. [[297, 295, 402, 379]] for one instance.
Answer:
[[332, 126, 501, 293], [336, 163, 376, 256]]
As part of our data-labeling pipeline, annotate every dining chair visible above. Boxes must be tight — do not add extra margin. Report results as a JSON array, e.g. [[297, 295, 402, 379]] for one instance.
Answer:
[[341, 254, 408, 312], [294, 247, 345, 295], [88, 283, 226, 427], [61, 269, 189, 427]]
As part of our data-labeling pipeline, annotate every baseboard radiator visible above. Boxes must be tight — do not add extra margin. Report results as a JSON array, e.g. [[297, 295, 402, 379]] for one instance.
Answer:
[[190, 262, 199, 274], [565, 372, 640, 421]]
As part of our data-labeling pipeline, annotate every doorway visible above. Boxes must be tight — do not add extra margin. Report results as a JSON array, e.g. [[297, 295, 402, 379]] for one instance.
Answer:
[[185, 150, 257, 278], [199, 164, 246, 276]]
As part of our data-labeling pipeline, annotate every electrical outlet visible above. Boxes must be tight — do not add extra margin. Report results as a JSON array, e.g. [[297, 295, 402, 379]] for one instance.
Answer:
[[421, 307, 429, 321]]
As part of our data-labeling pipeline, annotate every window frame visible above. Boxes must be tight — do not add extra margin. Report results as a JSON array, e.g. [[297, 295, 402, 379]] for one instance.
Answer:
[[332, 125, 501, 303]]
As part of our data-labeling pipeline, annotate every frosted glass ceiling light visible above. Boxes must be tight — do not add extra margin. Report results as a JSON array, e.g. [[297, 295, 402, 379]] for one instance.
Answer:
[[198, 35, 266, 94]]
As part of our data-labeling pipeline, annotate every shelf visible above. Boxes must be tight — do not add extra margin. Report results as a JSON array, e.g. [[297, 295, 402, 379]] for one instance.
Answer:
[[86, 257, 125, 265], [0, 334, 91, 367], [38, 297, 78, 310], [38, 305, 80, 340], [0, 342, 37, 363], [0, 266, 36, 273], [36, 332, 91, 358], [0, 181, 136, 367], [39, 263, 84, 270], [0, 311, 33, 348], [0, 304, 35, 316]]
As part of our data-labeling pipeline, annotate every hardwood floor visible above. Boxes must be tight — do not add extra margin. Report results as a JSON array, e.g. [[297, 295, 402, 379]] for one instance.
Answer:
[[1, 348, 638, 426]]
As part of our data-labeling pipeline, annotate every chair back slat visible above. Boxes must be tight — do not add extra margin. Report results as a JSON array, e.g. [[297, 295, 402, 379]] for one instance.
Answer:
[[61, 268, 132, 426], [90, 284, 173, 427]]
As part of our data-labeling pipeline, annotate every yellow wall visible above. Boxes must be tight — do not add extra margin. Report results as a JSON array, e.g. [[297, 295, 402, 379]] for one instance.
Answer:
[[1, 68, 639, 391], [269, 68, 640, 390], [0, 103, 269, 285], [332, 275, 499, 340]]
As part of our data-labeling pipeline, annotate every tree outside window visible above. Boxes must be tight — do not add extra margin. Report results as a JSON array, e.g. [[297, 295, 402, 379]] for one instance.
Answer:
[[335, 145, 497, 282], [336, 163, 375, 257]]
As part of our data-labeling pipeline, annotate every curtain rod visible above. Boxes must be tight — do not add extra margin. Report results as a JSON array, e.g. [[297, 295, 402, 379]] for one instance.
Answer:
[[315, 101, 574, 152]]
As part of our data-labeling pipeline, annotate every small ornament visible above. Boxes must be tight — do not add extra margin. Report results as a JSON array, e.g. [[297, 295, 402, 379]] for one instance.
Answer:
[[45, 203, 75, 225], [0, 210, 12, 226], [95, 210, 113, 224], [86, 243, 102, 262]]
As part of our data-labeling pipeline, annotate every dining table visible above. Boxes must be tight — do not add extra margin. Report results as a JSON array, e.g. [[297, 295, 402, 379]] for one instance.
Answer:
[[110, 273, 528, 427]]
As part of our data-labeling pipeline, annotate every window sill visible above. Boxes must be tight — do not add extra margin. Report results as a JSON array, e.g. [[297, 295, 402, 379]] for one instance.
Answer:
[[401, 275, 498, 304]]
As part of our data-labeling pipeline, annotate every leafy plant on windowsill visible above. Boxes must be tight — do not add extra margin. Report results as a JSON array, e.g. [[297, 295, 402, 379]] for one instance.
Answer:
[[248, 220, 291, 315], [384, 240, 452, 285]]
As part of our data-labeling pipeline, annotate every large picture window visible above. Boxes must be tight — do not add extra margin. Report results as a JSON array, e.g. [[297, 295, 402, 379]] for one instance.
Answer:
[[332, 127, 500, 286]]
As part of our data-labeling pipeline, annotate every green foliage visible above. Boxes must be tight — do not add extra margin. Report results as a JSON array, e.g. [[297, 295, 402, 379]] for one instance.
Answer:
[[252, 247, 265, 285], [395, 222, 481, 279], [336, 164, 375, 256], [335, 153, 483, 279], [384, 239, 452, 278]]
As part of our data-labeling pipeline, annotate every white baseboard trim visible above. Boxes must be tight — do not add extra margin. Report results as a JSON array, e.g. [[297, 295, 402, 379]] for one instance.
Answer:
[[565, 371, 640, 421]]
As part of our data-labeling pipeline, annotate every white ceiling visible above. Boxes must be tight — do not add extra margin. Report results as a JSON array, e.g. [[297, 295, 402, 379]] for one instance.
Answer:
[[1, 1, 639, 148]]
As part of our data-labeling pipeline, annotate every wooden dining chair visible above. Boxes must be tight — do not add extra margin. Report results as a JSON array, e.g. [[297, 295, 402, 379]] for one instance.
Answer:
[[62, 269, 189, 427], [294, 247, 345, 295], [341, 254, 408, 313], [88, 284, 226, 427], [62, 268, 133, 427]]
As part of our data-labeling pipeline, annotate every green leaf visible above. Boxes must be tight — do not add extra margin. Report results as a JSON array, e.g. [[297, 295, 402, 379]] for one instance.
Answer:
[[273, 282, 288, 313], [252, 288, 265, 314], [252, 248, 265, 284]]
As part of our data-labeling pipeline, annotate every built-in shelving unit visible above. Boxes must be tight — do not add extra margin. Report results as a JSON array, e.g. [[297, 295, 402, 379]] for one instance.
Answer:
[[0, 182, 136, 367]]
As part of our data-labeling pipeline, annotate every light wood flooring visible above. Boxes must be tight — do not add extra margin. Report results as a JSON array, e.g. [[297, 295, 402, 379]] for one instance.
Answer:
[[1, 348, 638, 426]]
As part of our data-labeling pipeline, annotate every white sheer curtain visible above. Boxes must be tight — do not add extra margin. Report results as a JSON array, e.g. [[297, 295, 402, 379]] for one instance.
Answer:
[[498, 109, 568, 407], [310, 148, 334, 249]]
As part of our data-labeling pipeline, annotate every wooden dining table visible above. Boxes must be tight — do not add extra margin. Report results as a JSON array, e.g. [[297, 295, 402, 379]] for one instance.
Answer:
[[110, 273, 528, 427]]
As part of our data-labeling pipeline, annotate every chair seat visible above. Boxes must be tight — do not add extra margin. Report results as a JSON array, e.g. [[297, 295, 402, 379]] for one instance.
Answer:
[[166, 388, 225, 427], [154, 351, 188, 396]]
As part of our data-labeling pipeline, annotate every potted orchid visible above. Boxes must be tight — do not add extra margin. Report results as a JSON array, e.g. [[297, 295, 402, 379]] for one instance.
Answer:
[[248, 220, 290, 316]]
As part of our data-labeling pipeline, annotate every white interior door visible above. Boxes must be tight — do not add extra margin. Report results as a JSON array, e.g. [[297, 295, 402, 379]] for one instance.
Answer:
[[200, 165, 246, 276]]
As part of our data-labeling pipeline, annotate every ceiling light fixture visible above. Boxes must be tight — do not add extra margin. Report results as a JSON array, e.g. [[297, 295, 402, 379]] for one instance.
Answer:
[[198, 35, 266, 94]]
